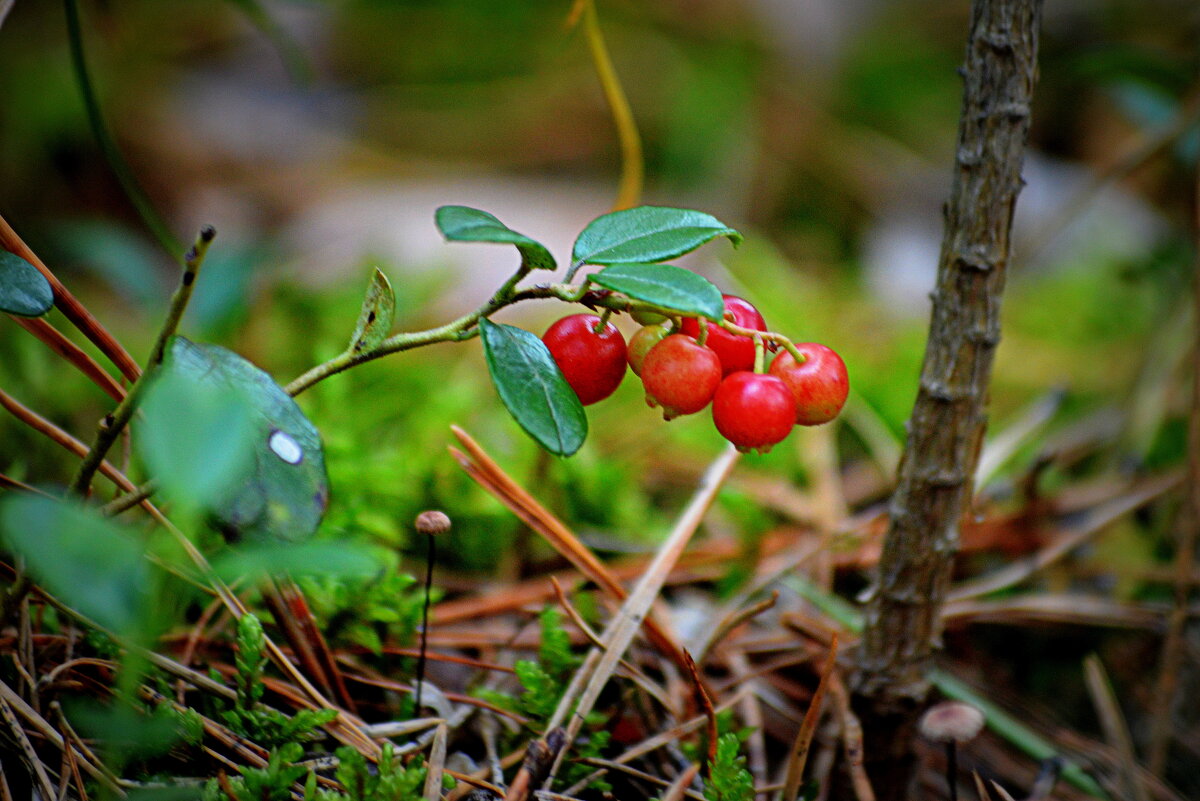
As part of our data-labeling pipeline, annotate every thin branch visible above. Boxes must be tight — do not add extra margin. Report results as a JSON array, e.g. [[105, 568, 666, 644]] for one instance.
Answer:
[[0, 213, 140, 384], [1147, 117, 1200, 777], [857, 0, 1045, 716], [577, 0, 643, 211], [68, 227, 215, 496], [63, 0, 182, 257]]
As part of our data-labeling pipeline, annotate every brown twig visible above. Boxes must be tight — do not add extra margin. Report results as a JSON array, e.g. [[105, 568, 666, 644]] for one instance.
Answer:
[[8, 316, 126, 401], [781, 634, 839, 801], [543, 445, 740, 785], [0, 213, 141, 382], [1147, 153, 1200, 777], [449, 425, 691, 673], [683, 650, 718, 778]]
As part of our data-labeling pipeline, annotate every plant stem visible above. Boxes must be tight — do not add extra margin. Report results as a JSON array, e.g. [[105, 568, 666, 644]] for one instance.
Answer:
[[286, 277, 594, 397], [850, 0, 1044, 797], [579, 0, 643, 211], [68, 228, 215, 496], [286, 277, 810, 397], [63, 0, 182, 258], [416, 534, 435, 714]]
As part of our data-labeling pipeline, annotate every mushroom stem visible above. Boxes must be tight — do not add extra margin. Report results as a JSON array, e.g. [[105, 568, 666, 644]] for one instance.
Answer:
[[945, 741, 958, 801]]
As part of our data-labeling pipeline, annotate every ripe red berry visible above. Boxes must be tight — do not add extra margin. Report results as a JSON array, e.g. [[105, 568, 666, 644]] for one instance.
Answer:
[[626, 323, 671, 376], [542, 314, 627, 405], [768, 343, 849, 425], [680, 295, 767, 376], [711, 372, 797, 453], [640, 334, 722, 420]]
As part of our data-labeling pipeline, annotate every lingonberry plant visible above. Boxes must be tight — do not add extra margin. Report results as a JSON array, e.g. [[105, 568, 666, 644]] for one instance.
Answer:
[[542, 313, 628, 405], [640, 333, 724, 420], [711, 371, 797, 454], [680, 294, 768, 376], [769, 343, 850, 426]]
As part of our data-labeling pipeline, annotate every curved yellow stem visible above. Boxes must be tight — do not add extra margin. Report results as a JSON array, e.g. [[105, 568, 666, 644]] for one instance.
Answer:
[[579, 0, 644, 210]]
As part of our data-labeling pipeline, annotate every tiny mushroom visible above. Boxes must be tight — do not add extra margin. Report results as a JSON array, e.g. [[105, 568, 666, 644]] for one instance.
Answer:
[[919, 701, 984, 801]]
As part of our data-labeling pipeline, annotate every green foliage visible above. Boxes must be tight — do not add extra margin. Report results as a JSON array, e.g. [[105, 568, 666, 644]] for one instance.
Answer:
[[0, 250, 53, 317], [572, 206, 742, 266], [299, 567, 428, 655], [590, 263, 725, 321], [537, 605, 579, 679], [158, 337, 329, 542], [703, 734, 755, 801], [320, 744, 431, 801], [203, 742, 307, 801], [479, 318, 587, 457], [435, 205, 556, 271], [475, 605, 580, 721], [221, 613, 337, 747], [0, 495, 151, 636]]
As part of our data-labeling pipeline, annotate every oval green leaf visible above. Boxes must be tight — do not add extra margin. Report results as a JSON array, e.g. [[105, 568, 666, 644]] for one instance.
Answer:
[[154, 337, 330, 543], [348, 267, 395, 353], [479, 318, 587, 456], [0, 495, 149, 634], [591, 263, 725, 321], [572, 206, 742, 266], [0, 251, 54, 317], [436, 206, 556, 271]]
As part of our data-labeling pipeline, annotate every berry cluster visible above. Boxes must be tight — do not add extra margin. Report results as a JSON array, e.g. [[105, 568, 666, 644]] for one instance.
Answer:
[[542, 295, 849, 454]]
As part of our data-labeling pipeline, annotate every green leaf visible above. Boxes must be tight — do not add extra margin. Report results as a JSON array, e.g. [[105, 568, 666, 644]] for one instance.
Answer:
[[0, 496, 149, 634], [435, 206, 556, 271], [347, 268, 395, 353], [591, 263, 725, 321], [211, 542, 383, 583], [0, 251, 54, 317], [155, 338, 330, 543], [479, 319, 587, 456], [572, 206, 742, 266], [140, 367, 258, 510]]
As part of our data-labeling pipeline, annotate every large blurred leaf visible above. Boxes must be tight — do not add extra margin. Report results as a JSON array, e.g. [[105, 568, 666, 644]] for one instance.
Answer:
[[0, 251, 53, 317], [211, 541, 383, 583], [155, 338, 329, 542], [140, 366, 257, 510], [591, 263, 725, 321], [0, 495, 148, 633], [572, 206, 741, 266], [435, 206, 556, 271], [479, 318, 586, 456]]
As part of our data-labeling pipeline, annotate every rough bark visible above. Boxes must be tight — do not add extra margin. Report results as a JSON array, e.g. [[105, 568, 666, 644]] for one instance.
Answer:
[[849, 0, 1045, 796]]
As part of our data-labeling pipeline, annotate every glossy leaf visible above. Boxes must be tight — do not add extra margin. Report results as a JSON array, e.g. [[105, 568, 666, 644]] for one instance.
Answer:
[[140, 367, 257, 510], [211, 541, 383, 582], [0, 496, 148, 634], [154, 338, 330, 542], [435, 206, 556, 271], [0, 251, 53, 317], [572, 206, 741, 266], [348, 268, 395, 353], [591, 263, 725, 321], [479, 318, 587, 456]]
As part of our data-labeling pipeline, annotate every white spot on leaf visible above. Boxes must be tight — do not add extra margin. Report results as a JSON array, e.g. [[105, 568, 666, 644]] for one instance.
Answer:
[[268, 429, 303, 465]]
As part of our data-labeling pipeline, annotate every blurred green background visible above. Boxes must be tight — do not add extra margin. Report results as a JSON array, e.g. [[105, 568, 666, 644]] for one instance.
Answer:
[[0, 0, 1196, 569]]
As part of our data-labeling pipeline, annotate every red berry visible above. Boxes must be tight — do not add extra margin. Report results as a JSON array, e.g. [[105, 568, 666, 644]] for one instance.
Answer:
[[768, 343, 849, 425], [542, 314, 627, 405], [680, 295, 767, 376], [627, 323, 671, 376], [711, 372, 796, 453], [640, 334, 722, 420]]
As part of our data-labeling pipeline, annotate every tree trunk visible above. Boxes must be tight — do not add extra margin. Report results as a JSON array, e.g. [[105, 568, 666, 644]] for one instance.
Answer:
[[849, 0, 1045, 797]]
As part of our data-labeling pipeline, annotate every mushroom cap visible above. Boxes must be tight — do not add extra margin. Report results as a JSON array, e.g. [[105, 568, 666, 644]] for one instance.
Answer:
[[415, 509, 452, 536], [918, 701, 985, 744]]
